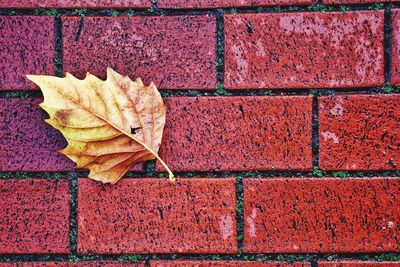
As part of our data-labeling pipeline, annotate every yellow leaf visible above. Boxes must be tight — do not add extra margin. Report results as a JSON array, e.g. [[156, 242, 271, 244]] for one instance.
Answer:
[[27, 68, 174, 184]]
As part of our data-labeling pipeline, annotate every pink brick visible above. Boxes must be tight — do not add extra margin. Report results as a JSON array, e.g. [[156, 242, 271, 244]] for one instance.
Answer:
[[318, 261, 400, 267], [156, 96, 312, 172], [0, 263, 144, 267], [224, 12, 384, 89], [323, 0, 392, 4], [0, 0, 150, 8], [158, 0, 316, 8], [0, 16, 55, 90], [244, 178, 400, 253], [62, 15, 216, 90], [319, 95, 400, 170], [77, 178, 237, 254], [150, 261, 309, 266], [0, 179, 70, 254]]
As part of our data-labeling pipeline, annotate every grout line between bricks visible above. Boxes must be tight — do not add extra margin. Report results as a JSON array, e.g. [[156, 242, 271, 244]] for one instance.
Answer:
[[312, 94, 320, 171], [216, 9, 225, 90], [235, 176, 244, 256], [68, 173, 78, 254], [54, 15, 63, 76], [384, 3, 393, 86]]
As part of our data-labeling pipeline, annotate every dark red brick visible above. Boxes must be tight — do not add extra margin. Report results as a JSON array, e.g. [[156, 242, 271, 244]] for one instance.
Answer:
[[0, 263, 144, 267], [0, 179, 70, 254], [77, 178, 237, 254], [0, 98, 143, 172], [318, 262, 400, 267], [158, 0, 316, 9], [322, 0, 391, 4], [319, 94, 400, 170], [0, 0, 150, 8], [62, 15, 216, 90], [224, 12, 384, 89], [156, 96, 312, 172], [150, 261, 309, 266], [0, 16, 55, 90], [244, 178, 400, 253], [392, 9, 400, 86]]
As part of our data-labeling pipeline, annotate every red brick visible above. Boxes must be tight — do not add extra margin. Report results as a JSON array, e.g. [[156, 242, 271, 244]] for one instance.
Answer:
[[0, 179, 70, 254], [0, 0, 150, 8], [318, 262, 400, 267], [0, 98, 143, 172], [322, 0, 391, 4], [319, 94, 400, 170], [156, 96, 312, 172], [150, 261, 310, 266], [392, 9, 400, 86], [0, 263, 144, 267], [62, 15, 216, 90], [77, 178, 237, 254], [224, 12, 384, 89], [0, 16, 55, 90], [158, 0, 316, 8], [244, 178, 400, 253]]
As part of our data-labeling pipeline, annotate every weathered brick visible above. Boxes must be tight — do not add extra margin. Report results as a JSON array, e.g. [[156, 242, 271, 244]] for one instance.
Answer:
[[0, 179, 70, 254], [0, 0, 150, 8], [0, 98, 143, 172], [318, 262, 400, 267], [150, 261, 309, 266], [62, 15, 216, 90], [244, 178, 400, 253], [319, 94, 400, 170], [392, 9, 400, 86], [0, 262, 144, 267], [77, 178, 237, 254], [224, 11, 384, 89], [158, 0, 316, 8], [156, 96, 312, 172], [0, 16, 55, 90], [322, 0, 391, 4]]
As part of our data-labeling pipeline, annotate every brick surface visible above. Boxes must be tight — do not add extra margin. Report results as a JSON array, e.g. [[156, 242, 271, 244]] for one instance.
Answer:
[[244, 178, 400, 253], [0, 263, 144, 267], [156, 96, 312, 172], [224, 11, 384, 89], [0, 98, 143, 172], [0, 16, 55, 90], [0, 261, 145, 267], [0, 0, 150, 8], [319, 94, 400, 170], [322, 0, 392, 4], [77, 178, 237, 254], [150, 261, 310, 266], [62, 15, 216, 90], [0, 179, 70, 254], [392, 9, 400, 85], [158, 0, 316, 8], [318, 262, 400, 267]]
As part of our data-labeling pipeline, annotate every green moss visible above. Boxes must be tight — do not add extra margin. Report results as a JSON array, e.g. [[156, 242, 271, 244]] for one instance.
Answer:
[[272, 6, 282, 12], [307, 4, 332, 12], [215, 82, 232, 96], [312, 167, 324, 178], [110, 10, 119, 17], [331, 171, 351, 178], [126, 9, 136, 16], [368, 3, 384, 10], [34, 8, 59, 16], [229, 8, 238, 14], [288, 6, 300, 11], [69, 255, 80, 263], [118, 255, 143, 262], [339, 5, 350, 12], [72, 8, 87, 17], [187, 90, 201, 97]]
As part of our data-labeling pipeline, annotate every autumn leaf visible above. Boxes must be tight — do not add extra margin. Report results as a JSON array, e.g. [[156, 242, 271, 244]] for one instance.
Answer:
[[27, 68, 174, 184]]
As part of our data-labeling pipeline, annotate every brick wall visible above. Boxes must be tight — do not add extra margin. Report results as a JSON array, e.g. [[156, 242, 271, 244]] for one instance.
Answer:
[[0, 0, 399, 266]]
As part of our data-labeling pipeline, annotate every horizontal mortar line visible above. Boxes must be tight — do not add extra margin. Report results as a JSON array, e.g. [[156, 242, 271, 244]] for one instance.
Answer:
[[1, 88, 400, 99], [0, 253, 399, 260], [1, 170, 400, 179], [0, 3, 396, 16]]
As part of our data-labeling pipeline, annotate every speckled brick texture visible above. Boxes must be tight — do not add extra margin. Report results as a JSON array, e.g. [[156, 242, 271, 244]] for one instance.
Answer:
[[156, 96, 312, 172], [318, 262, 400, 267], [322, 0, 392, 3], [62, 15, 216, 90], [391, 9, 400, 85], [77, 178, 237, 254], [158, 0, 316, 8], [0, 16, 55, 90], [0, 179, 70, 254], [0, 98, 143, 172], [0, 0, 150, 8], [319, 95, 400, 170], [150, 261, 310, 266], [224, 11, 384, 89], [0, 263, 144, 267], [244, 178, 400, 253]]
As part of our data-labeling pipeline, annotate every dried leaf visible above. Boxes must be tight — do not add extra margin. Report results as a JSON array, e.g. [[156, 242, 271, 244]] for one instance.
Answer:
[[27, 68, 174, 184]]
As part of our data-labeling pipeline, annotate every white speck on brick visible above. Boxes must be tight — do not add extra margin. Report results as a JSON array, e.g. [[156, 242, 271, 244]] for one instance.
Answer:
[[322, 131, 339, 144], [220, 214, 233, 240], [246, 208, 257, 237]]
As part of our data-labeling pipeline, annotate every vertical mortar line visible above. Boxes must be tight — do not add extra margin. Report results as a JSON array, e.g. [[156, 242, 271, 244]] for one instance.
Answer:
[[69, 172, 78, 254], [55, 15, 63, 77], [384, 4, 393, 86], [152, 0, 158, 9], [216, 9, 225, 89], [312, 94, 319, 171], [235, 176, 244, 255]]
